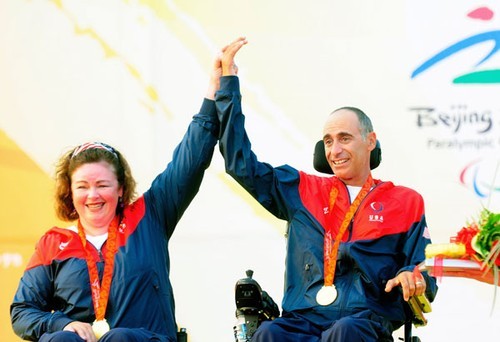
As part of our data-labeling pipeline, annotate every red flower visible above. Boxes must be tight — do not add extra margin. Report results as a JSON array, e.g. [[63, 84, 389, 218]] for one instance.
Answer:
[[451, 223, 480, 259]]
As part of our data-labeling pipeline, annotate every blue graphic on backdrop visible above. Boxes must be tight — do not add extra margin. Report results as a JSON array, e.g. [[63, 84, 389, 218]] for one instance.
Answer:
[[411, 7, 500, 84]]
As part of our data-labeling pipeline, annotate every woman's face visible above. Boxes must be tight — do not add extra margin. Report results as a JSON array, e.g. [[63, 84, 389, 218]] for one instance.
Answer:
[[71, 161, 123, 231]]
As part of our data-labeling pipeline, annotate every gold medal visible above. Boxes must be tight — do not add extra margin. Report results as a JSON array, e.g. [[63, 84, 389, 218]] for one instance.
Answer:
[[316, 285, 337, 306], [92, 319, 110, 339]]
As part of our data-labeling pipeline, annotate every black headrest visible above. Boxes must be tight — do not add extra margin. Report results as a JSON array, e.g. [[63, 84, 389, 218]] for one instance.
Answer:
[[313, 140, 382, 175]]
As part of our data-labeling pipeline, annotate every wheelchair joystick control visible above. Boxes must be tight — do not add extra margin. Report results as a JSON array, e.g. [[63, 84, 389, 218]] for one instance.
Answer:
[[234, 269, 261, 341], [233, 269, 280, 342]]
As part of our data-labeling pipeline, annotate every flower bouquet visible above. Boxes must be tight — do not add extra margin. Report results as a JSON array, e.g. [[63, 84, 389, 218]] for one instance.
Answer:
[[422, 208, 500, 286]]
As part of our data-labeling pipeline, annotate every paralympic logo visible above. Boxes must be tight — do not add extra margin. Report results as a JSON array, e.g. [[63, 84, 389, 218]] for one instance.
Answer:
[[459, 159, 500, 198], [411, 6, 500, 84]]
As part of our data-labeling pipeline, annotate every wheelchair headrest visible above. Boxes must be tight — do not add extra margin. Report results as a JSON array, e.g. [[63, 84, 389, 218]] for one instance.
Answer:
[[313, 139, 382, 174]]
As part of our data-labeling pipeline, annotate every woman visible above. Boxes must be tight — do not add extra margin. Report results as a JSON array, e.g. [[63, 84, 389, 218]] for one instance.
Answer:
[[10, 55, 224, 342]]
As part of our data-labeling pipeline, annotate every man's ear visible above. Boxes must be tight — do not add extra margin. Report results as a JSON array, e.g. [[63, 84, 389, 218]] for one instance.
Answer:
[[367, 132, 377, 151]]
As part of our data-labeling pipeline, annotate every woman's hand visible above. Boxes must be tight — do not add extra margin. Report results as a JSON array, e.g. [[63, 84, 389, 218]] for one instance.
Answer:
[[63, 321, 97, 342]]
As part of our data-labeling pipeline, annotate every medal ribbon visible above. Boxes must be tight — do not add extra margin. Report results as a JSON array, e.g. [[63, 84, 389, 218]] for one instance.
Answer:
[[324, 175, 373, 286], [77, 216, 119, 321]]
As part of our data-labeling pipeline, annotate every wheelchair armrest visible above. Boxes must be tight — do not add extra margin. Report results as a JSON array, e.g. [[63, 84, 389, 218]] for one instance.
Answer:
[[407, 292, 432, 327]]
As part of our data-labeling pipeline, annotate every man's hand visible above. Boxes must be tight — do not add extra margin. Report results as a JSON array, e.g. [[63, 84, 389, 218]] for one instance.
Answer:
[[385, 269, 426, 301], [63, 321, 97, 342], [221, 36, 248, 76]]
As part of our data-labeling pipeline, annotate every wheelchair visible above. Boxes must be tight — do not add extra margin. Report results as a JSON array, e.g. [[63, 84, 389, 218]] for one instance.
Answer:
[[232, 270, 427, 342]]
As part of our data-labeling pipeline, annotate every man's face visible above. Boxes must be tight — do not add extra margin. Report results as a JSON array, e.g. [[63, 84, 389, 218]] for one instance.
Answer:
[[322, 109, 376, 186]]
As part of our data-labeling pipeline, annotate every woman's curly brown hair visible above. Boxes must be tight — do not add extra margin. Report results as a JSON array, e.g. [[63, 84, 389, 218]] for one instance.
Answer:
[[54, 143, 137, 221]]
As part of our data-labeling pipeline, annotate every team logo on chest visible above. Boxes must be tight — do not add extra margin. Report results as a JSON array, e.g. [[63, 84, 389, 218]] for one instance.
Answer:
[[368, 202, 384, 222]]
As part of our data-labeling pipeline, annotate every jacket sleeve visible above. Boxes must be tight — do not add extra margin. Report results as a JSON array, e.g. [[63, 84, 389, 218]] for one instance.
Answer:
[[144, 98, 220, 239], [10, 241, 73, 340], [215, 76, 299, 220]]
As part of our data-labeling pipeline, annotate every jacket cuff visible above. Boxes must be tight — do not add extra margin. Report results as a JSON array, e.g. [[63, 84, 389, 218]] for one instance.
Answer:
[[48, 312, 73, 333], [199, 97, 216, 118], [193, 98, 219, 136], [218, 76, 240, 95]]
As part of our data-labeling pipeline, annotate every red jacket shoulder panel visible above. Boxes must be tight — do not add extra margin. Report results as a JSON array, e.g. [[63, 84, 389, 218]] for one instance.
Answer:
[[25, 227, 85, 270]]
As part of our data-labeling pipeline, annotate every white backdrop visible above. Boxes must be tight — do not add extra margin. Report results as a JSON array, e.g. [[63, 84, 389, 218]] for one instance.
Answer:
[[1, 1, 499, 341]]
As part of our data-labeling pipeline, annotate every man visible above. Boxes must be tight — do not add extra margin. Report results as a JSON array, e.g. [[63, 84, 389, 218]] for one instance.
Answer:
[[216, 38, 437, 341]]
